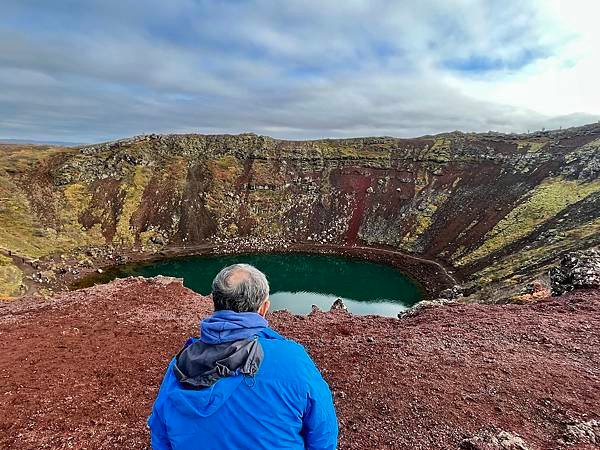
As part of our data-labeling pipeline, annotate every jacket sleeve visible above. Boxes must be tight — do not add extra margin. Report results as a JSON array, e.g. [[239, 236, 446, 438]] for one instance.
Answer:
[[301, 374, 339, 450], [147, 359, 176, 450]]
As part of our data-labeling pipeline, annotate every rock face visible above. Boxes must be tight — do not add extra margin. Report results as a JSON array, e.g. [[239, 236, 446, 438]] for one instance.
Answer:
[[561, 419, 600, 446], [1, 124, 600, 298], [330, 298, 348, 312], [549, 248, 600, 295]]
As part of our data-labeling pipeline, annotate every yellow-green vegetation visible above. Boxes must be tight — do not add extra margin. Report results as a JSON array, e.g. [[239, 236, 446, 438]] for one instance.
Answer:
[[429, 138, 451, 152], [401, 190, 449, 251], [58, 183, 104, 246], [457, 177, 600, 266], [317, 142, 391, 159], [425, 138, 452, 163], [251, 160, 284, 186], [516, 140, 547, 153], [0, 176, 40, 256], [473, 216, 600, 282], [0, 145, 76, 173], [139, 225, 165, 248], [0, 176, 105, 258], [0, 254, 23, 298], [167, 157, 189, 196], [224, 223, 239, 237], [209, 155, 243, 183], [0, 145, 108, 259], [246, 190, 289, 236], [113, 166, 153, 246]]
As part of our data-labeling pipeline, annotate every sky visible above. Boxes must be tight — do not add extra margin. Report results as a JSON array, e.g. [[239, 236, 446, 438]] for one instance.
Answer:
[[1, 0, 599, 143]]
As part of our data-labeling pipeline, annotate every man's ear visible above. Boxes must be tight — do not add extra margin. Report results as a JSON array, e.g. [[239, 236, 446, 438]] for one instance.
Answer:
[[257, 298, 270, 317]]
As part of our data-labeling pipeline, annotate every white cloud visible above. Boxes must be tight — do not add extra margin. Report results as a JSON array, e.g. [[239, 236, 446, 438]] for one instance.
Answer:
[[0, 0, 598, 142], [443, 0, 600, 122]]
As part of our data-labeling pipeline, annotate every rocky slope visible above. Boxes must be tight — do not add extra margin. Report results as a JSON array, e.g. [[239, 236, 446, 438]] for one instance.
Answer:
[[1, 277, 598, 449], [1, 123, 600, 299]]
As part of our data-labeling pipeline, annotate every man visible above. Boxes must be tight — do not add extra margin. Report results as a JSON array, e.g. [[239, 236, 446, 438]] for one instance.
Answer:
[[148, 263, 338, 449]]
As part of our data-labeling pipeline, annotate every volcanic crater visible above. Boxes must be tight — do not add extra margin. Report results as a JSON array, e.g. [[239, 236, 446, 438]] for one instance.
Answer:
[[1, 124, 600, 449]]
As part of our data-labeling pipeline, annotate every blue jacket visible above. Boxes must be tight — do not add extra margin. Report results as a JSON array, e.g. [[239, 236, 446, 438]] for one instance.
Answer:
[[148, 311, 338, 449]]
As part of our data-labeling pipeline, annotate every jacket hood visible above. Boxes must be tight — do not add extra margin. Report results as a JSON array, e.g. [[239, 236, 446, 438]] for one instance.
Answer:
[[173, 338, 263, 390], [200, 310, 268, 344], [168, 311, 268, 416]]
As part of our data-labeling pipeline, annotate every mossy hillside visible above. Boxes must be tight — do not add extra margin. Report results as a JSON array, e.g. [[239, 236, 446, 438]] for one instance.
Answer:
[[113, 166, 153, 246], [0, 176, 106, 259], [516, 140, 547, 153], [138, 157, 190, 246], [400, 190, 450, 253], [0, 125, 599, 300], [473, 215, 600, 284], [58, 183, 105, 245], [0, 145, 76, 174], [316, 141, 392, 160], [457, 177, 600, 266], [0, 176, 53, 258], [205, 156, 244, 235], [0, 145, 99, 258], [0, 254, 23, 298], [246, 189, 291, 236], [426, 138, 453, 162]]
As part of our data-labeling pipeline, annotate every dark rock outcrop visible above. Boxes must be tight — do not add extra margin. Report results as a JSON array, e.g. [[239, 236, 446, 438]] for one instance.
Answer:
[[549, 248, 600, 295]]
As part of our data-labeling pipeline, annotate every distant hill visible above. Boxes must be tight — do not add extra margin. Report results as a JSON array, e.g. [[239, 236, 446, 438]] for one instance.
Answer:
[[0, 138, 85, 147]]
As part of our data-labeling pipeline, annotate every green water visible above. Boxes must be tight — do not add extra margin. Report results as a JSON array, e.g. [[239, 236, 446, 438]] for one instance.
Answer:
[[83, 253, 423, 317]]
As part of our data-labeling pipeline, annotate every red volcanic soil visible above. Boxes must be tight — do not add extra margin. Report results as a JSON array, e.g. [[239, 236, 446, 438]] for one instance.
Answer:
[[1, 278, 599, 449]]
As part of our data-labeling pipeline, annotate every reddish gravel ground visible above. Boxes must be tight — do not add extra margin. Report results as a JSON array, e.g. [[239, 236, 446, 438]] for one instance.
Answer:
[[1, 277, 599, 449]]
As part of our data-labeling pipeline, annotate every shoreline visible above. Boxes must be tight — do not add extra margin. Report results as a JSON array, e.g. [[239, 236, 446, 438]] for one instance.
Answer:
[[9, 241, 459, 301]]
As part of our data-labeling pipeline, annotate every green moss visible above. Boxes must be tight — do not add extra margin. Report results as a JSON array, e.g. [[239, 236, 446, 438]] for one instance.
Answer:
[[400, 190, 449, 251], [516, 140, 547, 153], [317, 142, 391, 159], [429, 138, 451, 153], [458, 177, 600, 266], [169, 157, 189, 196], [214, 155, 240, 171], [224, 223, 238, 237], [0, 145, 111, 259], [209, 155, 243, 183], [113, 166, 153, 246], [0, 177, 107, 259], [473, 216, 600, 281], [0, 254, 23, 298], [425, 138, 452, 163], [0, 145, 76, 173], [0, 177, 50, 257], [244, 190, 289, 237], [57, 183, 105, 247]]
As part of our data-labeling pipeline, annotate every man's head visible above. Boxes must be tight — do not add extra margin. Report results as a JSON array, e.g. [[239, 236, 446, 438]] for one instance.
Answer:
[[211, 263, 270, 315]]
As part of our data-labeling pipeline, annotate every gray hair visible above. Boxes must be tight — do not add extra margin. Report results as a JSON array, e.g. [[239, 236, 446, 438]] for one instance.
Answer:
[[211, 263, 270, 312]]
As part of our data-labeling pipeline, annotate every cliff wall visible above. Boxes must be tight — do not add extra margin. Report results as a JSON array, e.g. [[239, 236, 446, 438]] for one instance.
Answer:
[[1, 124, 599, 298]]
